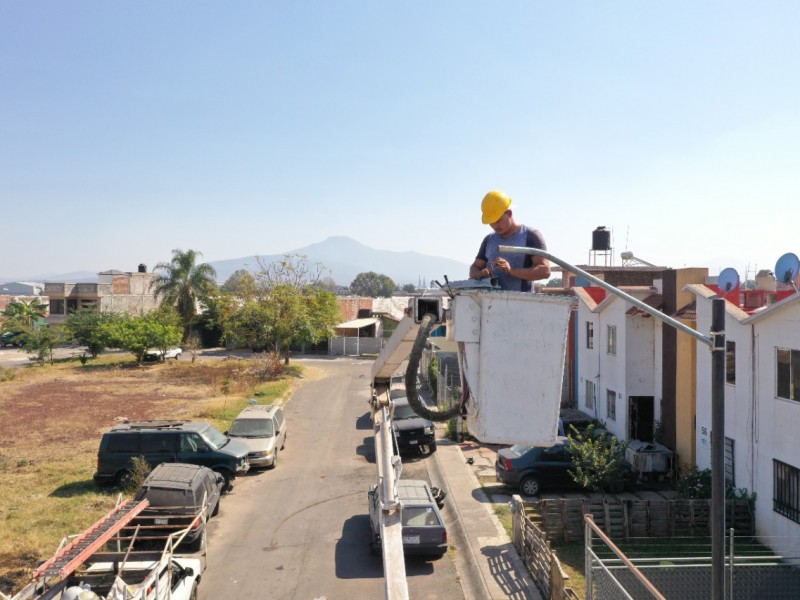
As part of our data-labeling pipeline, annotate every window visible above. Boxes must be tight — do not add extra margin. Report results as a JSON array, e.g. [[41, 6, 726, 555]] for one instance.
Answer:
[[141, 433, 177, 454], [774, 459, 800, 524], [776, 348, 800, 401], [49, 299, 65, 315], [586, 322, 594, 349], [585, 380, 595, 410], [724, 437, 735, 488], [726, 341, 736, 385], [606, 389, 616, 421], [607, 325, 617, 355]]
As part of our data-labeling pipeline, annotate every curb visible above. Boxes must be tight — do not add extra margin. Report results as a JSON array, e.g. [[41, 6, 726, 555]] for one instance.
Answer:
[[428, 438, 540, 600]]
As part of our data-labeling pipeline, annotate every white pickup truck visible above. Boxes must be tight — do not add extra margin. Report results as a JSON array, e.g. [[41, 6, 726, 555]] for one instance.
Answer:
[[2, 500, 203, 600]]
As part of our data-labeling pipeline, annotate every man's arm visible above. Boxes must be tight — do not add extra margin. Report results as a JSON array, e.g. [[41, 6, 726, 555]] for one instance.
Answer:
[[492, 255, 550, 282], [470, 258, 491, 280]]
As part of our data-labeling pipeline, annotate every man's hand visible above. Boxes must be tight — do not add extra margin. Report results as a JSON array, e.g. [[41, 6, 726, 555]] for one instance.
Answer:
[[494, 258, 511, 275]]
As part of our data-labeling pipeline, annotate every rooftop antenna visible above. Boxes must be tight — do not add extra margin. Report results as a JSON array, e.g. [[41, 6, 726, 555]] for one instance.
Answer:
[[774, 252, 800, 291]]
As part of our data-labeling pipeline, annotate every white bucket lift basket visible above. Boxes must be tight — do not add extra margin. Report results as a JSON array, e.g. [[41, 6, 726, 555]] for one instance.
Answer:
[[450, 290, 575, 446]]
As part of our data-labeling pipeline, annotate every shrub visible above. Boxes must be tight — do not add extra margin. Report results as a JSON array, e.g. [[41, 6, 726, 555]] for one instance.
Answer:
[[676, 466, 712, 499], [567, 424, 630, 493], [124, 456, 152, 495]]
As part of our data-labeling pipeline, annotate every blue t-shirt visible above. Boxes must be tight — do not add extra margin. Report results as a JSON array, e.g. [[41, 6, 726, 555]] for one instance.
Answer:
[[476, 225, 547, 292]]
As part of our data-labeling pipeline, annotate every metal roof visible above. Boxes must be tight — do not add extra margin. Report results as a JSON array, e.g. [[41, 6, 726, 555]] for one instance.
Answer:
[[336, 317, 380, 329]]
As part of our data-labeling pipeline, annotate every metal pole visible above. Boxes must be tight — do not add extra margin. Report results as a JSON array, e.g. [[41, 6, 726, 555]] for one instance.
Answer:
[[499, 245, 713, 346], [711, 297, 726, 600], [499, 246, 727, 597]]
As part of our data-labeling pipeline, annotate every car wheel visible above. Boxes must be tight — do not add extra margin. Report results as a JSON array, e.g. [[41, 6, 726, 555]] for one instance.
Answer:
[[281, 433, 286, 450], [215, 470, 232, 493], [189, 582, 198, 600], [520, 476, 541, 497], [428, 440, 437, 454], [211, 498, 220, 517], [270, 449, 278, 469], [116, 470, 133, 489], [187, 529, 206, 553]]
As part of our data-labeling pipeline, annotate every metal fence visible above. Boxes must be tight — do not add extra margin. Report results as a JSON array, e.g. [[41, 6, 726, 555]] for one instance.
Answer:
[[586, 522, 800, 600]]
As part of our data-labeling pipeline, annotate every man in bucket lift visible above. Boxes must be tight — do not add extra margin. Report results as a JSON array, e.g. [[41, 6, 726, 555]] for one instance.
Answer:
[[469, 190, 551, 291]]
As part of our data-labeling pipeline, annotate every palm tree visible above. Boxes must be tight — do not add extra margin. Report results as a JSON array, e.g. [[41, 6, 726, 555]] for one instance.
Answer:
[[151, 249, 218, 341], [2, 299, 48, 330]]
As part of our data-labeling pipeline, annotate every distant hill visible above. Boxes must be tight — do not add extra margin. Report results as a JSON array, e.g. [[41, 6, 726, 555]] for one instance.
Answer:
[[1, 237, 471, 288], [209, 236, 470, 287]]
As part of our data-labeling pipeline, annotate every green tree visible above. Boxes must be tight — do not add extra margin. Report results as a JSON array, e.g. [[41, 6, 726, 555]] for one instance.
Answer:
[[151, 249, 218, 341], [220, 269, 257, 299], [223, 256, 341, 363], [400, 283, 416, 293], [349, 272, 397, 297], [63, 310, 120, 357], [2, 299, 48, 330], [101, 313, 182, 364], [545, 278, 563, 288], [567, 424, 630, 493], [23, 325, 67, 365]]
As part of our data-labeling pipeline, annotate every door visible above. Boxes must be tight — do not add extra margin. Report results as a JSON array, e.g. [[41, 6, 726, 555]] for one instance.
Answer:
[[628, 396, 654, 442]]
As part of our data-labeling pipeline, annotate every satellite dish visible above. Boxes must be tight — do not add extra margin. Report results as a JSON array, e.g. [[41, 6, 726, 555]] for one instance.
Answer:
[[774, 253, 800, 285], [717, 267, 740, 293]]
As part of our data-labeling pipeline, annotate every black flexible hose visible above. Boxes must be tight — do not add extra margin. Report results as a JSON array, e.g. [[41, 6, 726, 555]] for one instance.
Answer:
[[404, 314, 462, 422]]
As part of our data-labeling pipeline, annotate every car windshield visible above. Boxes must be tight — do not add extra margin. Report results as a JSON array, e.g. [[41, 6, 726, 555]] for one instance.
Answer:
[[402, 506, 441, 527], [508, 445, 533, 456], [229, 418, 274, 438], [393, 404, 419, 420], [200, 425, 229, 449]]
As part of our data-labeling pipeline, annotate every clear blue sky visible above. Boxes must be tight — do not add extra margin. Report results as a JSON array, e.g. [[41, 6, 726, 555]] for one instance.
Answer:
[[2, 2, 799, 283]]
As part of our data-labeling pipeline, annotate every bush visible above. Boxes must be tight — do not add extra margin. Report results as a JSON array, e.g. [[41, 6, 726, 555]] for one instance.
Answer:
[[676, 466, 712, 499], [124, 456, 152, 494], [567, 424, 630, 493]]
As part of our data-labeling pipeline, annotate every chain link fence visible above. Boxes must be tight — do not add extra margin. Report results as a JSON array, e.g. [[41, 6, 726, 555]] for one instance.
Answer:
[[586, 523, 800, 600]]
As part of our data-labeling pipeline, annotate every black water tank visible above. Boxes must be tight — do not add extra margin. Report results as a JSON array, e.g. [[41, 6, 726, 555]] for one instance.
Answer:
[[138, 263, 147, 273], [592, 227, 611, 251]]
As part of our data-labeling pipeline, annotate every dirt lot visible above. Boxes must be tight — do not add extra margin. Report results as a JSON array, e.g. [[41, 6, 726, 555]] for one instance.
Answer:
[[0, 354, 296, 594]]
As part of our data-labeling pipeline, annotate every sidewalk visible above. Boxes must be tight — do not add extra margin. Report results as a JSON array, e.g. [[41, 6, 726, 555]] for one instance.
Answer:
[[427, 437, 542, 600]]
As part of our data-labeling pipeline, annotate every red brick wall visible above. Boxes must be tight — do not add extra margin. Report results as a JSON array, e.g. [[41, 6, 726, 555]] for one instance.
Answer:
[[337, 297, 373, 321]]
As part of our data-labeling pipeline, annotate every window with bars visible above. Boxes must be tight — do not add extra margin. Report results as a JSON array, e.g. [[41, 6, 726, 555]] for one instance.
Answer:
[[726, 341, 736, 385], [607, 325, 617, 356], [725, 437, 735, 488], [606, 389, 616, 421], [585, 380, 595, 410], [586, 322, 594, 349], [776, 348, 800, 401], [774, 459, 800, 524]]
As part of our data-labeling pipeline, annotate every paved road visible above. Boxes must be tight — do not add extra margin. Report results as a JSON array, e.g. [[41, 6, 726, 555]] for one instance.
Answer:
[[199, 357, 463, 600]]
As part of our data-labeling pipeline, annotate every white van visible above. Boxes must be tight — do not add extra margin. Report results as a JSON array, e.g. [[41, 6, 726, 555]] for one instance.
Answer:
[[226, 405, 287, 469]]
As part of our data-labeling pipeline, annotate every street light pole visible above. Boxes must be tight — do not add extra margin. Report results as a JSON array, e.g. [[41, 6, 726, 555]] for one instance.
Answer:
[[500, 245, 726, 599]]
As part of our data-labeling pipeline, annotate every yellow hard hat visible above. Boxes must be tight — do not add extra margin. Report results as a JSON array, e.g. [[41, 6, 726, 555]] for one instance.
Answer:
[[481, 190, 512, 224]]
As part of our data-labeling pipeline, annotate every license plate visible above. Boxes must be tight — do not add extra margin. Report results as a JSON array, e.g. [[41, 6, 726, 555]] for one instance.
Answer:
[[409, 440, 418, 445], [154, 518, 169, 525], [403, 535, 420, 544]]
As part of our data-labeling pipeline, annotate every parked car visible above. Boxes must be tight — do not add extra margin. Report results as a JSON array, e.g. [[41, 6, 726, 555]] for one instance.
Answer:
[[226, 404, 287, 468], [558, 408, 598, 436], [144, 347, 182, 361], [392, 397, 436, 455], [496, 437, 631, 497], [496, 438, 578, 497], [93, 420, 250, 491], [368, 479, 448, 558], [0, 331, 24, 347], [129, 463, 223, 551]]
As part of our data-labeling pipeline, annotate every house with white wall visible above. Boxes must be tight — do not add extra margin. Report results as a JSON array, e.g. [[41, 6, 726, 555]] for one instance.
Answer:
[[573, 285, 660, 442], [687, 282, 800, 557]]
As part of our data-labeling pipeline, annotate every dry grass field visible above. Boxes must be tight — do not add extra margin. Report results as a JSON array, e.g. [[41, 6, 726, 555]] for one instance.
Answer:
[[0, 353, 310, 595]]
